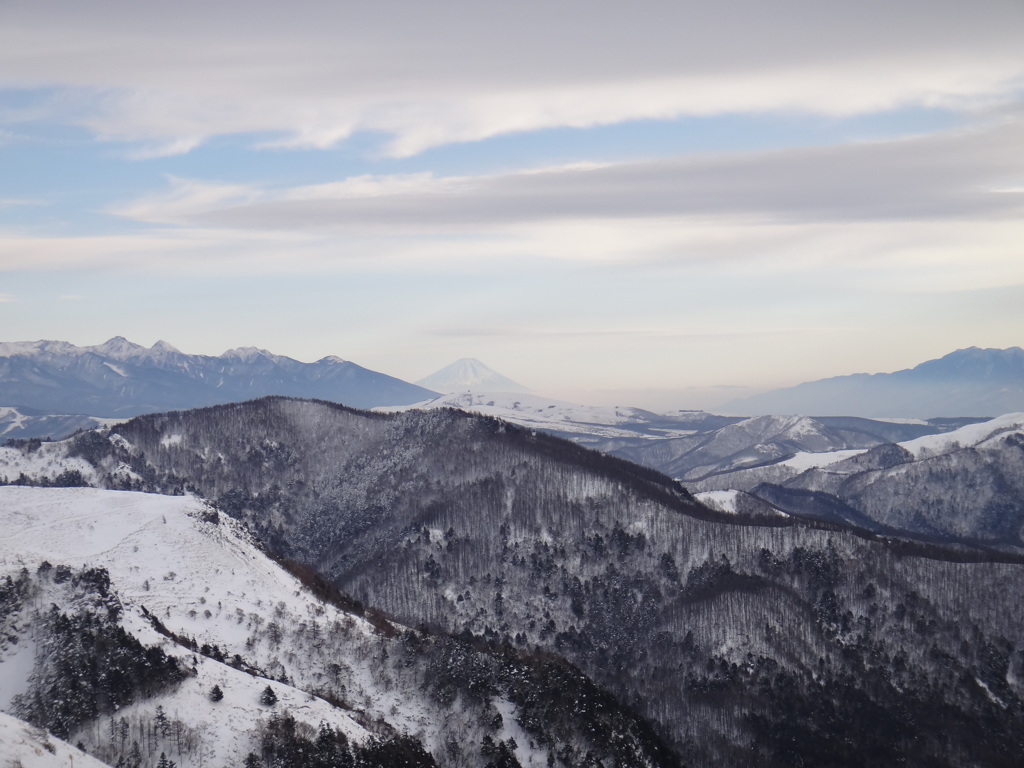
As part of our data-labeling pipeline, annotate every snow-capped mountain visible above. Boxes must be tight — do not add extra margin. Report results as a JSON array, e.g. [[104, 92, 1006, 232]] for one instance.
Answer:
[[0, 337, 437, 418], [7, 397, 1024, 766], [415, 358, 529, 394], [722, 346, 1024, 418]]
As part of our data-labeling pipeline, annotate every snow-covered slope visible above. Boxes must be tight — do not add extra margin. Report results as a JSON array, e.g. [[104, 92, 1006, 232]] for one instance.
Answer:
[[691, 413, 1024, 548], [898, 411, 1024, 459], [612, 413, 886, 482], [415, 358, 529, 394], [0, 438, 101, 485], [0, 711, 109, 768], [0, 485, 671, 768], [0, 487, 377, 767]]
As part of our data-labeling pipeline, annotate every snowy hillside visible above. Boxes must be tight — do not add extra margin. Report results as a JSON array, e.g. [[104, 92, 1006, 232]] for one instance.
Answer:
[[0, 485, 677, 768], [0, 711, 109, 768], [0, 487, 376, 767], [609, 413, 900, 482], [415, 358, 529, 394], [690, 412, 1024, 548]]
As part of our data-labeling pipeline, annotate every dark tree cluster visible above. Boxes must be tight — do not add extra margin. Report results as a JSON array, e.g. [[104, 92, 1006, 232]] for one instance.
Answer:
[[254, 713, 437, 768], [11, 569, 186, 739]]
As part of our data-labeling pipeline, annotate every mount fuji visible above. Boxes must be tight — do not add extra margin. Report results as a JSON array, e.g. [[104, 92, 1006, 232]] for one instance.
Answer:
[[416, 358, 529, 394]]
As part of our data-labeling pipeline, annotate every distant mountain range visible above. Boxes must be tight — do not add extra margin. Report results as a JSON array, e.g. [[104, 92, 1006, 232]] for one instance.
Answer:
[[416, 357, 529, 393], [723, 347, 1024, 418], [0, 337, 437, 422]]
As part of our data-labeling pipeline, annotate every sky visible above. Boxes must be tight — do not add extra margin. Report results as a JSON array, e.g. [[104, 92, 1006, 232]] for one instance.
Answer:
[[1, 0, 1022, 410]]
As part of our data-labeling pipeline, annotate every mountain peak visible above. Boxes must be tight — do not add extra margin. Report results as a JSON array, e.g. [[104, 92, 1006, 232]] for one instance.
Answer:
[[220, 346, 276, 362], [151, 339, 180, 354], [91, 336, 148, 361], [416, 358, 529, 394]]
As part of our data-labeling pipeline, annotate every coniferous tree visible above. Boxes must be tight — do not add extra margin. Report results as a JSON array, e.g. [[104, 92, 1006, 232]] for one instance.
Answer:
[[155, 705, 170, 737], [260, 685, 278, 706], [210, 684, 224, 702]]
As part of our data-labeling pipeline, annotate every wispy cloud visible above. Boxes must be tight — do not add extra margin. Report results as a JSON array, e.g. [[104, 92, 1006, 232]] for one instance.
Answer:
[[10, 117, 1024, 296], [112, 119, 1024, 231], [0, 293, 16, 302], [2, 1, 1021, 155], [109, 176, 263, 223], [125, 136, 204, 160]]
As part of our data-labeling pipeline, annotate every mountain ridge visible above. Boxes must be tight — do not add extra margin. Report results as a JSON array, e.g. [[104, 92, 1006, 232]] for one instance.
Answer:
[[723, 346, 1024, 418], [0, 337, 437, 417]]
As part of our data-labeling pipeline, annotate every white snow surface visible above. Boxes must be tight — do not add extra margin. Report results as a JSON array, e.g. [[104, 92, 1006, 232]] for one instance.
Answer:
[[0, 711, 109, 768], [695, 490, 740, 514], [779, 448, 868, 470], [898, 412, 1024, 459], [0, 407, 30, 435], [0, 441, 99, 484]]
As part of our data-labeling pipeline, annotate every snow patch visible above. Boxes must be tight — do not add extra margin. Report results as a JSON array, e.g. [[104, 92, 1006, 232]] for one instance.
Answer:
[[160, 433, 185, 448], [899, 412, 1024, 459], [779, 448, 868, 470], [695, 490, 740, 514]]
